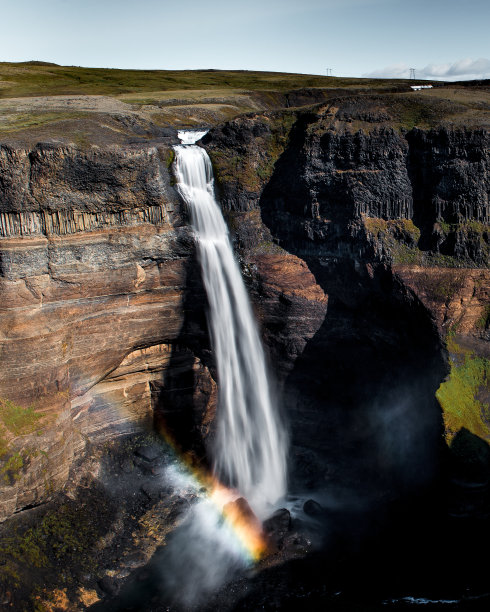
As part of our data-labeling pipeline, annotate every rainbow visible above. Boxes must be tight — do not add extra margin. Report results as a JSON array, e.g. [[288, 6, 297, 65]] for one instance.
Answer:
[[156, 426, 269, 563]]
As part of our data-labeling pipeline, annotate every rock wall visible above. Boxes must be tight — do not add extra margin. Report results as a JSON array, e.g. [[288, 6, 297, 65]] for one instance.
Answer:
[[0, 107, 488, 520], [204, 106, 489, 495], [205, 110, 489, 266], [0, 143, 214, 520]]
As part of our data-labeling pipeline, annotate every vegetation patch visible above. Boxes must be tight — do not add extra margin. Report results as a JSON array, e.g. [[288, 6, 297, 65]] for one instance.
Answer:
[[0, 398, 42, 437], [0, 399, 49, 491], [165, 148, 175, 168], [476, 304, 490, 330], [364, 217, 422, 263], [387, 94, 469, 130], [210, 112, 297, 194], [0, 111, 88, 133], [0, 63, 421, 99], [0, 398, 44, 462], [363, 216, 481, 267], [436, 337, 490, 443], [0, 483, 116, 610], [364, 217, 421, 242]]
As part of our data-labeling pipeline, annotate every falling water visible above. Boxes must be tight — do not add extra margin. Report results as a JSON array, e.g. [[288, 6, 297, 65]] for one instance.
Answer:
[[173, 130, 287, 517]]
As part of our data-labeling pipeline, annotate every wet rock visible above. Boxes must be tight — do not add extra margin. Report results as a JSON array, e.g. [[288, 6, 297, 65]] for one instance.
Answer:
[[123, 552, 147, 569], [223, 497, 262, 531], [303, 499, 324, 517], [134, 444, 164, 463], [98, 575, 120, 596], [120, 458, 134, 474], [133, 451, 166, 474], [282, 532, 312, 553], [140, 483, 165, 501], [264, 508, 291, 534], [149, 463, 166, 476], [167, 497, 191, 522], [263, 508, 292, 550]]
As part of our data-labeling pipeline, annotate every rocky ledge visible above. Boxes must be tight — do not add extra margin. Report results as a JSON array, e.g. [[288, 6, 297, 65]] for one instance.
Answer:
[[0, 142, 218, 521]]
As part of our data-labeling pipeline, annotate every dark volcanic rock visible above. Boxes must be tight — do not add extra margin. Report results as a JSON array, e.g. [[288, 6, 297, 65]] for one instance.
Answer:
[[205, 109, 490, 501], [264, 507, 291, 530], [98, 575, 121, 596], [303, 499, 324, 517], [134, 444, 164, 463]]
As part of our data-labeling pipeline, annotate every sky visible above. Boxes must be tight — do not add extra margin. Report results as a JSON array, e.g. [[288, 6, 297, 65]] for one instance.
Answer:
[[1, 0, 489, 80]]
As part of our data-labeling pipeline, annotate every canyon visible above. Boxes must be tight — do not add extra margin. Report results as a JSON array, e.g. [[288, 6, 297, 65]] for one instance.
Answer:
[[0, 72, 489, 610]]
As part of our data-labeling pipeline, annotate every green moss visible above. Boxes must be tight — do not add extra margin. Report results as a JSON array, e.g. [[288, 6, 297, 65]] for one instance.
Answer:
[[0, 448, 40, 485], [437, 220, 452, 233], [426, 252, 464, 268], [210, 112, 296, 193], [364, 217, 388, 236], [363, 216, 476, 268], [364, 217, 420, 242], [431, 274, 466, 301], [0, 493, 115, 606], [436, 340, 490, 443], [0, 452, 24, 484], [364, 217, 424, 263], [256, 112, 297, 184], [209, 151, 243, 185], [0, 398, 42, 437], [166, 149, 175, 168], [0, 399, 44, 467], [391, 243, 422, 264], [435, 220, 489, 266], [476, 304, 490, 330]]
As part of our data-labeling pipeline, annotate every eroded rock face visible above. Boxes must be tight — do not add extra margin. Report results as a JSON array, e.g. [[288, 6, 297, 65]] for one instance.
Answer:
[[204, 107, 489, 498], [0, 109, 488, 522], [0, 143, 214, 520]]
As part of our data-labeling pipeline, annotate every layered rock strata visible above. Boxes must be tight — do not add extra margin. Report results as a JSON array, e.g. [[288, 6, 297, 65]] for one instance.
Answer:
[[0, 143, 215, 520], [0, 101, 489, 521], [203, 105, 489, 494]]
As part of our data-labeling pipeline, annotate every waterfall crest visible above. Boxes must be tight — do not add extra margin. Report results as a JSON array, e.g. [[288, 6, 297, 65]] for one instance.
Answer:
[[174, 131, 287, 516]]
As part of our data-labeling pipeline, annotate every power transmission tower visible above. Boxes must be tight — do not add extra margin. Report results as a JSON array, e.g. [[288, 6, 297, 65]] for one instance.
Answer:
[[409, 68, 416, 79], [326, 68, 333, 76]]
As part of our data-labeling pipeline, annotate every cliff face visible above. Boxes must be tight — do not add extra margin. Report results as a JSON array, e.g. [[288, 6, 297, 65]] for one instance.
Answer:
[[0, 143, 216, 520], [203, 104, 489, 491], [0, 101, 489, 521]]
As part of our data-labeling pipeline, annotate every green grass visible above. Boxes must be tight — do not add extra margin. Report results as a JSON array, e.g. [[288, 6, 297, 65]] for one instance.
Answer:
[[1, 62, 487, 137], [0, 110, 88, 133], [0, 62, 417, 99], [436, 339, 490, 443], [392, 95, 467, 129]]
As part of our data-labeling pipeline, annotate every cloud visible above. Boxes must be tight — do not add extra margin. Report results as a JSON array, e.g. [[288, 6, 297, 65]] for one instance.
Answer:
[[364, 63, 412, 79], [421, 58, 490, 80], [364, 58, 490, 81]]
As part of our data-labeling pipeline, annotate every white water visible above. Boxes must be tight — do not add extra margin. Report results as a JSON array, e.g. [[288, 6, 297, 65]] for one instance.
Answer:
[[174, 130, 287, 517]]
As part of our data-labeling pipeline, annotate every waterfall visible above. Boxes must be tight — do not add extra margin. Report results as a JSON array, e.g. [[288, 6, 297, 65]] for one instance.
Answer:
[[173, 131, 287, 517]]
